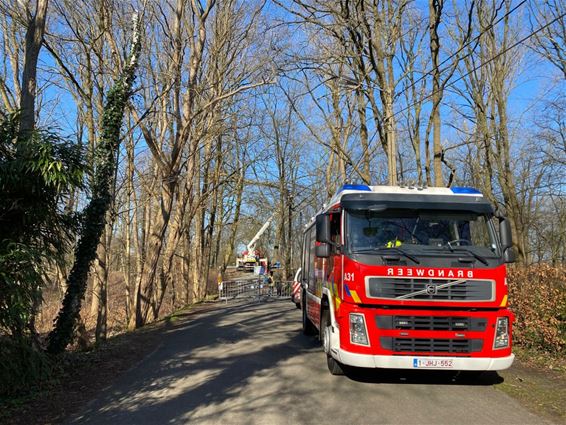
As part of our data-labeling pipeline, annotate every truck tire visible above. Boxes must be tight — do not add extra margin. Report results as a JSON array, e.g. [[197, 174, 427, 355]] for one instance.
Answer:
[[327, 355, 344, 376], [321, 309, 344, 375], [302, 291, 317, 336]]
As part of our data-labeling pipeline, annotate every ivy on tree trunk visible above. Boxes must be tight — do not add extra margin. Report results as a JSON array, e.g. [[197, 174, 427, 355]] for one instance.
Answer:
[[47, 17, 141, 354]]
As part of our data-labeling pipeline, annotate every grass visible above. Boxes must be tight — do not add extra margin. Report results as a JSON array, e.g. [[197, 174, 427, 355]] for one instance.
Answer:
[[496, 346, 566, 424]]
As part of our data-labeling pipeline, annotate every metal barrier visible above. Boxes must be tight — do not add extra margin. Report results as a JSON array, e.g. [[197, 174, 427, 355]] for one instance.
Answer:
[[218, 278, 294, 302]]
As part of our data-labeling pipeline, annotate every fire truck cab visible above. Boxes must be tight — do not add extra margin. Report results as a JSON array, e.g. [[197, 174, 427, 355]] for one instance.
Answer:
[[301, 184, 516, 375]]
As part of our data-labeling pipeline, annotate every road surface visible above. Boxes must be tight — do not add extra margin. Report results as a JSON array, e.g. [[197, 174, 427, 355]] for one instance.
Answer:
[[70, 299, 550, 424]]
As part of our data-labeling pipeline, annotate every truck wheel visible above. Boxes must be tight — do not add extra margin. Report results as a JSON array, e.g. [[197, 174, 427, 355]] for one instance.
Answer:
[[321, 309, 344, 375], [327, 355, 344, 376], [302, 292, 317, 336]]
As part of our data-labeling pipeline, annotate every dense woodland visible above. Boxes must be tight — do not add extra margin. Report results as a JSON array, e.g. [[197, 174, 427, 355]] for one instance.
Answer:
[[0, 0, 564, 394]]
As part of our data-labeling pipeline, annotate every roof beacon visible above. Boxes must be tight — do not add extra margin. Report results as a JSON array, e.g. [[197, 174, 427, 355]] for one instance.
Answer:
[[451, 187, 482, 195], [340, 184, 371, 192]]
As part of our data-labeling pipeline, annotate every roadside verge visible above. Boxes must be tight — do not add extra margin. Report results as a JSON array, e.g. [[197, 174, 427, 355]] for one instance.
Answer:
[[0, 302, 220, 425]]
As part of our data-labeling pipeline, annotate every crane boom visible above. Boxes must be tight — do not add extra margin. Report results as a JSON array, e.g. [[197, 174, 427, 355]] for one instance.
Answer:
[[247, 213, 275, 252]]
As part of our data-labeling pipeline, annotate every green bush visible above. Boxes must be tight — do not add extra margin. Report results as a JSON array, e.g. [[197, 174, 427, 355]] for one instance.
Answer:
[[0, 337, 57, 397], [508, 265, 566, 355], [0, 112, 84, 339], [0, 112, 85, 395], [0, 244, 43, 339]]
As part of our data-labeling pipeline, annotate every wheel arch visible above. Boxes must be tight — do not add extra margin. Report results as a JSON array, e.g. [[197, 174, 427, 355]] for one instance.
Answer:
[[321, 287, 341, 356], [321, 287, 336, 323]]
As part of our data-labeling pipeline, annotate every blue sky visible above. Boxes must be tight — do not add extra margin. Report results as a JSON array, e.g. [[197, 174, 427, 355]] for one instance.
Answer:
[[4, 0, 563, 191]]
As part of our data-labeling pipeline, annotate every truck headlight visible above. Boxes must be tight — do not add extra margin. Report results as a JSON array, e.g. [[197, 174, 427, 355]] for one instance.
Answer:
[[349, 313, 369, 346], [493, 317, 509, 349]]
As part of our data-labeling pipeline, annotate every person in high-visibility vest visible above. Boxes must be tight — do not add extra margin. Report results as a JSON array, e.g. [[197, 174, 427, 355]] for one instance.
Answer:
[[217, 268, 223, 293], [386, 238, 402, 248], [380, 226, 402, 248]]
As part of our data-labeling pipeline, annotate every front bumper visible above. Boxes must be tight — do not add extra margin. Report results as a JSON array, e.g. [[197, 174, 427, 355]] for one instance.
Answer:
[[336, 349, 515, 370]]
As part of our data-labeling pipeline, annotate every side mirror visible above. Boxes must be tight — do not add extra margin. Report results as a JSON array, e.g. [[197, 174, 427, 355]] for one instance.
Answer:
[[499, 217, 513, 250], [315, 243, 331, 258], [503, 247, 517, 263], [499, 217, 516, 263], [316, 214, 331, 243]]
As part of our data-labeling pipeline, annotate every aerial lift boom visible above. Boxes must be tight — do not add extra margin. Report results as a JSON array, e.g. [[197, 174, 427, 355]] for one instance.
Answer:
[[246, 214, 274, 253], [236, 213, 275, 271]]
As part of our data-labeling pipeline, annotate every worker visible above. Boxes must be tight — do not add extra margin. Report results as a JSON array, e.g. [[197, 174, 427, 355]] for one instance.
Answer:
[[266, 272, 275, 296], [379, 226, 402, 248], [217, 268, 223, 294], [386, 238, 402, 248], [426, 222, 450, 245], [273, 269, 283, 296]]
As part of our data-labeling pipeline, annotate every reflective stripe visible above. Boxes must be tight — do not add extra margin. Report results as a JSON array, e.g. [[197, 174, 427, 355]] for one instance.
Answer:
[[350, 289, 361, 303], [292, 281, 301, 295]]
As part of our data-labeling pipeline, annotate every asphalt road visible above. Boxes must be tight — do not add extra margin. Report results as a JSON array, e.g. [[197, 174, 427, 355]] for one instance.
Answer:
[[70, 299, 550, 425]]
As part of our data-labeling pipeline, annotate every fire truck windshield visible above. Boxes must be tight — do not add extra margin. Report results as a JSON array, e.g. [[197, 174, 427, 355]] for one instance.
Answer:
[[345, 208, 499, 258]]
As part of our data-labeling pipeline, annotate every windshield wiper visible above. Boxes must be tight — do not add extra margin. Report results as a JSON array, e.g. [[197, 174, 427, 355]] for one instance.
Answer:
[[443, 244, 488, 266], [352, 246, 420, 264], [379, 247, 421, 264]]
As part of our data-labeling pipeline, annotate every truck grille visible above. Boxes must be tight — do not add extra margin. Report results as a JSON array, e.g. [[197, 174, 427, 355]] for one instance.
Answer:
[[376, 316, 488, 331], [380, 337, 483, 353], [366, 277, 494, 301]]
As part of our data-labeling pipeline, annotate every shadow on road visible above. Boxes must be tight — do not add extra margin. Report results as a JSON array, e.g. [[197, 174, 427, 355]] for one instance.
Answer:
[[70, 300, 320, 424], [343, 366, 503, 386], [70, 299, 506, 425]]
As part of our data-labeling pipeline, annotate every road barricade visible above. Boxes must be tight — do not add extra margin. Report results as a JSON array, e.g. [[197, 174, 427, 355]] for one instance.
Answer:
[[218, 279, 294, 302]]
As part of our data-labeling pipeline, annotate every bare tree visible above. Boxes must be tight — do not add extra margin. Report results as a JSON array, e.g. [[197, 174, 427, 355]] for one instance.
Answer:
[[123, 0, 274, 328], [530, 0, 566, 78], [454, 0, 528, 262], [48, 11, 141, 353], [0, 0, 49, 130], [277, 0, 410, 185], [18, 0, 49, 133]]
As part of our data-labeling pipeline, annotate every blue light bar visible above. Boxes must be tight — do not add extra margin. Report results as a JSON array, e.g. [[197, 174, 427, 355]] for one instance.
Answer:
[[451, 187, 482, 195], [340, 184, 371, 192]]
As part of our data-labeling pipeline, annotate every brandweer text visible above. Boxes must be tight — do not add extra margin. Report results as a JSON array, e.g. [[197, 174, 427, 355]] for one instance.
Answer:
[[386, 268, 474, 278]]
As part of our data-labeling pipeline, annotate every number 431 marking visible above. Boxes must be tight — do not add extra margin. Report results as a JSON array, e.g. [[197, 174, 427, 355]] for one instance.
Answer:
[[344, 272, 355, 282]]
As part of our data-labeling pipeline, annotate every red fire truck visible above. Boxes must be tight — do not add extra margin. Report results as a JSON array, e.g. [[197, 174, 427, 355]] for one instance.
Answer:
[[301, 184, 516, 375]]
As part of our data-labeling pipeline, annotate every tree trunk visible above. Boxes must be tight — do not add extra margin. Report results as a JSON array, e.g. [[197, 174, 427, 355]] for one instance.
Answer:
[[19, 0, 49, 135], [223, 159, 245, 271], [132, 183, 175, 328], [47, 17, 141, 354], [429, 0, 444, 186], [92, 224, 113, 344], [124, 133, 134, 322], [383, 89, 397, 185], [356, 88, 371, 184]]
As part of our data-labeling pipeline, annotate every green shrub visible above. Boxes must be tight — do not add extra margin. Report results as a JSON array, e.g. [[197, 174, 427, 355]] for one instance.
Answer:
[[0, 112, 84, 340], [0, 112, 85, 395], [0, 337, 57, 397], [508, 265, 566, 355], [0, 244, 42, 339]]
